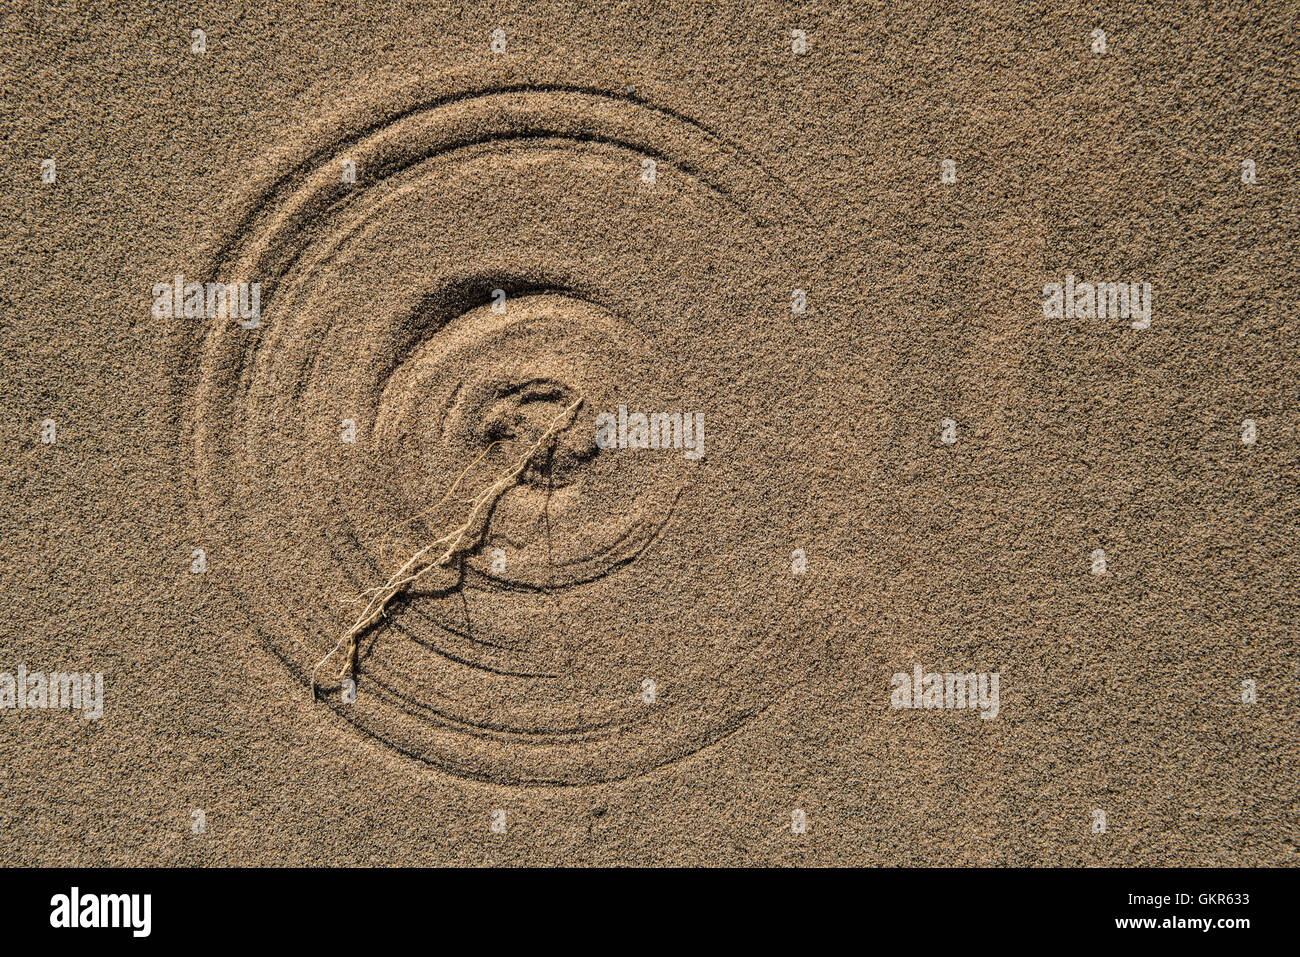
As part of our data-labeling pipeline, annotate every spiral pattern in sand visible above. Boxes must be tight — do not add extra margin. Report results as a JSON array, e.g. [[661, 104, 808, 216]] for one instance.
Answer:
[[188, 87, 814, 785]]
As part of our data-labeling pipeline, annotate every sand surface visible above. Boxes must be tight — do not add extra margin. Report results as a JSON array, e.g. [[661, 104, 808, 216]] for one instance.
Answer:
[[2, 0, 1296, 864]]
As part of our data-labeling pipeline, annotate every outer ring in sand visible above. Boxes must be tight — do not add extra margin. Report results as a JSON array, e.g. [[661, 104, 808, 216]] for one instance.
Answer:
[[189, 87, 810, 785]]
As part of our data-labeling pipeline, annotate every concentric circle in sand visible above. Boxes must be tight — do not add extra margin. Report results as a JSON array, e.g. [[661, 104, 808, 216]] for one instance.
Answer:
[[188, 87, 815, 785]]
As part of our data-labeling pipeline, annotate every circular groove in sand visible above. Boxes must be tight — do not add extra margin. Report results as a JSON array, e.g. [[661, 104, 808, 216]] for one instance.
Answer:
[[188, 86, 814, 785]]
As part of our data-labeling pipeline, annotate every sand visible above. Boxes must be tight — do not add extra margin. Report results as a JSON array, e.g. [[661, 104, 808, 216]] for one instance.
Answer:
[[1, 0, 1296, 865]]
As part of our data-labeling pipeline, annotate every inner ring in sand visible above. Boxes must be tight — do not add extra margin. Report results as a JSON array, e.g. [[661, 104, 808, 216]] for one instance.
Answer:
[[189, 87, 810, 785], [373, 292, 680, 593]]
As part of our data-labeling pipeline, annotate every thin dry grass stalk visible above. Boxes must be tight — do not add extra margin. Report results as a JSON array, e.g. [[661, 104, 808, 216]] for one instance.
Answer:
[[310, 396, 584, 698]]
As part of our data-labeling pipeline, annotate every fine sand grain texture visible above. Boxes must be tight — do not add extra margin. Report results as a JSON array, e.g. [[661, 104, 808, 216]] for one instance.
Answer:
[[2, 1, 1297, 864]]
